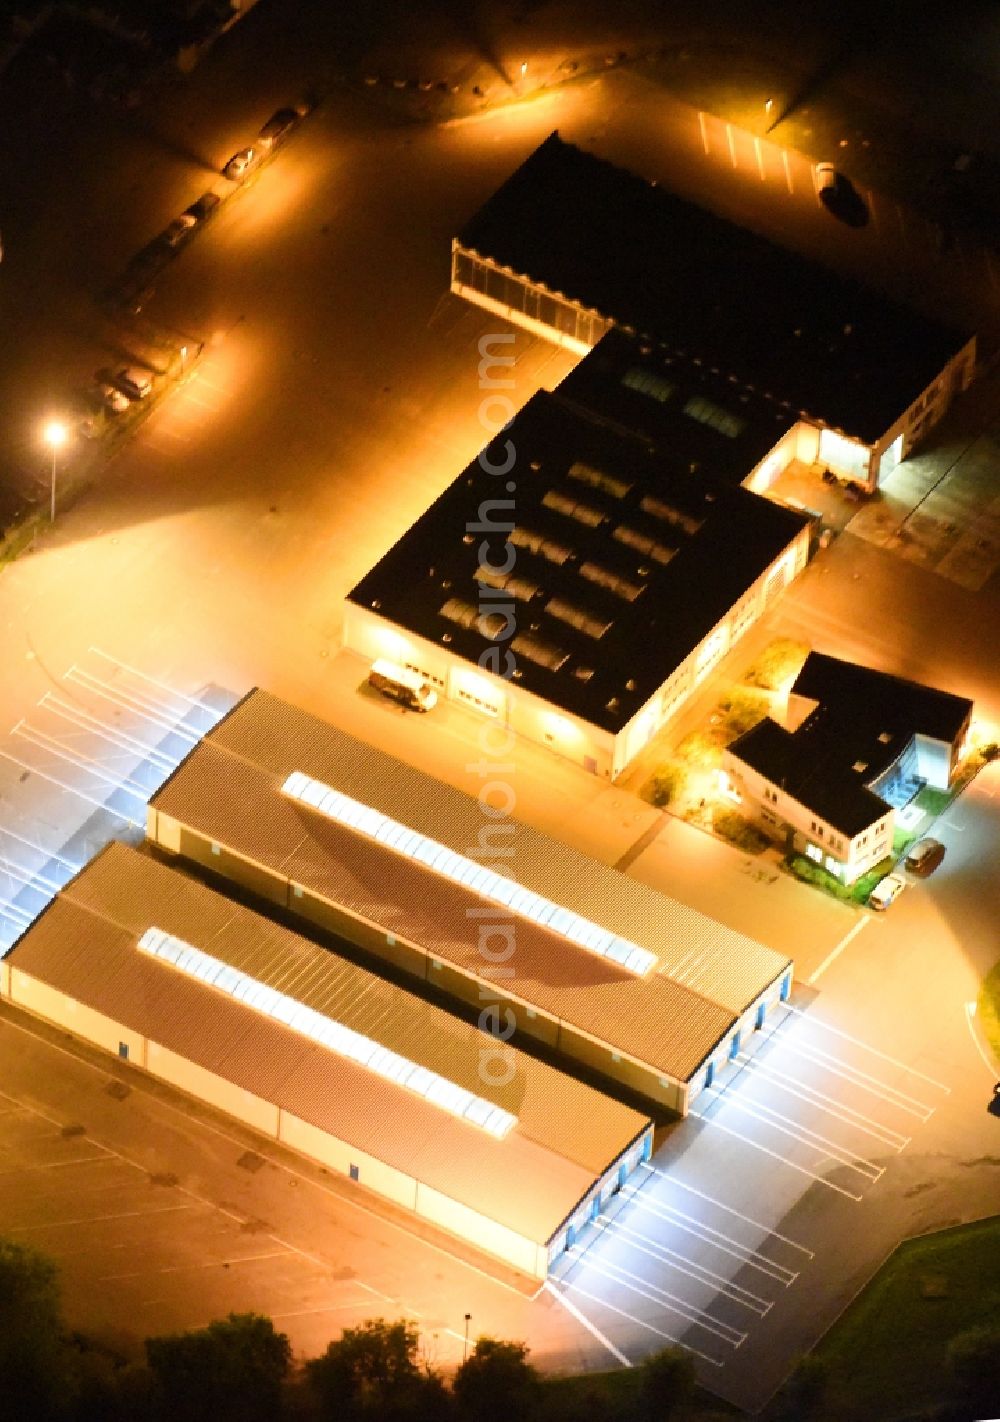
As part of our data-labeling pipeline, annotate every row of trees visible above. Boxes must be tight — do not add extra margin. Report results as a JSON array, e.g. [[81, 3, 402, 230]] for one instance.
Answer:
[[5, 1237, 998, 1421], [0, 1238, 698, 1422]]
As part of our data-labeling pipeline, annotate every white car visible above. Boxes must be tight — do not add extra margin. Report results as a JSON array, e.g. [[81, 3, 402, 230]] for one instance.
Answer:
[[222, 147, 259, 181], [869, 873, 906, 911]]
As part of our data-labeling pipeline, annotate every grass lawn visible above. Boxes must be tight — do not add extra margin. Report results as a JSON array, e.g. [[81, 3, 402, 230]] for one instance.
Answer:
[[801, 1218, 1000, 1421], [977, 960, 1000, 1066]]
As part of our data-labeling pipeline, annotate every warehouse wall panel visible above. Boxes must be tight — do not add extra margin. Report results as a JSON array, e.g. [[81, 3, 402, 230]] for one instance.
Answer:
[[279, 1112, 419, 1211], [415, 1179, 543, 1277], [10, 970, 147, 1066], [147, 1042, 279, 1136]]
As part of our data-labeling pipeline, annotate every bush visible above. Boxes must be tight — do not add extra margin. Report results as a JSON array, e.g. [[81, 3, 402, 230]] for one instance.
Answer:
[[644, 766, 681, 808], [717, 689, 770, 740], [946, 1325, 1000, 1416], [779, 1355, 828, 1417], [713, 810, 770, 853], [637, 1346, 696, 1420], [742, 638, 809, 691]]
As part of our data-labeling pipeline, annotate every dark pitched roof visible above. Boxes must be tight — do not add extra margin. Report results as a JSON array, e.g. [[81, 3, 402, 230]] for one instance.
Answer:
[[347, 391, 808, 733], [558, 328, 796, 487], [729, 654, 973, 838], [792, 653, 973, 747], [728, 717, 891, 839], [458, 133, 970, 444]]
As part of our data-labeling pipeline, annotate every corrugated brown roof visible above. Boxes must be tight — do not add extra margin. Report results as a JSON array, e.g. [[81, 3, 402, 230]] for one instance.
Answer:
[[150, 690, 790, 1075], [9, 844, 648, 1245]]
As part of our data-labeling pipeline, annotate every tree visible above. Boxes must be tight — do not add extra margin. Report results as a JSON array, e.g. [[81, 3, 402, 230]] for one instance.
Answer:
[[637, 1345, 696, 1421], [779, 1355, 828, 1419], [452, 1338, 540, 1422], [947, 1325, 1000, 1418], [0, 1237, 69, 1420], [145, 1311, 291, 1422], [306, 1317, 449, 1421]]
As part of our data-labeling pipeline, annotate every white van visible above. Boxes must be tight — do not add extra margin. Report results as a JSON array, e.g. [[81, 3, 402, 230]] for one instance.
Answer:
[[367, 659, 438, 713]]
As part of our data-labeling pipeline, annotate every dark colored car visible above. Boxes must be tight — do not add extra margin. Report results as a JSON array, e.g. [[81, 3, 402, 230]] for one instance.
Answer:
[[183, 191, 221, 223], [258, 106, 302, 144], [904, 838, 945, 876]]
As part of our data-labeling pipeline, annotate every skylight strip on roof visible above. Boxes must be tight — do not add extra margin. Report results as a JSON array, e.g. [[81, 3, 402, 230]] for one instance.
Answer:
[[138, 927, 517, 1138], [280, 773, 658, 977]]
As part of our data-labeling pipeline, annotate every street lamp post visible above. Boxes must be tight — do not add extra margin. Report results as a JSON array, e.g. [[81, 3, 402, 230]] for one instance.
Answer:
[[43, 420, 68, 524], [463, 1313, 472, 1362]]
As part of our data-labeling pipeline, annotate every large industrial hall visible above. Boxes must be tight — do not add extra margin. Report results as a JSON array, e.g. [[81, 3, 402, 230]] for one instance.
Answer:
[[451, 132, 976, 488], [145, 689, 794, 1116], [1, 841, 652, 1278]]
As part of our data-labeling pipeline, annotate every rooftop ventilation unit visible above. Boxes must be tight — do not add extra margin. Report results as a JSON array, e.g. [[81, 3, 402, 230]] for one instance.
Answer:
[[566, 462, 633, 499], [542, 489, 605, 528], [639, 495, 704, 536], [510, 633, 570, 671], [579, 561, 644, 602], [613, 525, 675, 565], [509, 525, 572, 566], [474, 564, 541, 602], [545, 597, 613, 640], [440, 597, 508, 639]]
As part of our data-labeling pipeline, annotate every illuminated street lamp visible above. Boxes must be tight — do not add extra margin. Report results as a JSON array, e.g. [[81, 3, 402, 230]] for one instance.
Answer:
[[463, 1312, 472, 1362], [42, 419, 68, 524]]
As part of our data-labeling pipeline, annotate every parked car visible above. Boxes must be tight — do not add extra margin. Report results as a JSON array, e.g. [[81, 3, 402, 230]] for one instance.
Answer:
[[904, 837, 945, 876], [183, 191, 221, 223], [222, 147, 259, 181], [815, 161, 840, 195], [258, 107, 302, 145], [159, 214, 198, 249], [97, 381, 130, 414], [367, 659, 437, 712], [112, 367, 154, 400], [869, 873, 906, 911]]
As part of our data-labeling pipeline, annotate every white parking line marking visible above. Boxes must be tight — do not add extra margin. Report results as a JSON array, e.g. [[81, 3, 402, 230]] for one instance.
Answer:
[[40, 695, 180, 771], [0, 828, 80, 872], [15, 724, 151, 800], [809, 916, 869, 983], [754, 137, 765, 181], [774, 1036, 938, 1118], [553, 1279, 723, 1366], [0, 751, 144, 829], [776, 1007, 947, 1095], [726, 123, 737, 167], [7, 1203, 196, 1233], [781, 149, 793, 194], [65, 669, 200, 742], [704, 1088, 883, 1180], [638, 1165, 814, 1257], [98, 1249, 292, 1282], [593, 1217, 773, 1314], [698, 110, 710, 156], [622, 1186, 798, 1284], [689, 1110, 863, 1200], [544, 1280, 632, 1367], [567, 1245, 747, 1345], [735, 1055, 910, 1150]]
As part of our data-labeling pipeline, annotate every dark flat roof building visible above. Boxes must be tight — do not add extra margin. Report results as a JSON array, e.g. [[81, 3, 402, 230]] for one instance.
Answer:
[[347, 389, 809, 747], [452, 134, 975, 489], [456, 132, 971, 447]]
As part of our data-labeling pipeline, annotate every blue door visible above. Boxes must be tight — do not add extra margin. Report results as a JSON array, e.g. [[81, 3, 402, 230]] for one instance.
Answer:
[[755, 1001, 766, 1030], [729, 1031, 741, 1062], [780, 972, 792, 1002], [704, 1060, 715, 1089]]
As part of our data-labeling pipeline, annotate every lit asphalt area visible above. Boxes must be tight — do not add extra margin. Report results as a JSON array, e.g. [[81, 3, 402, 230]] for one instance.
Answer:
[[0, 24, 999, 1408]]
